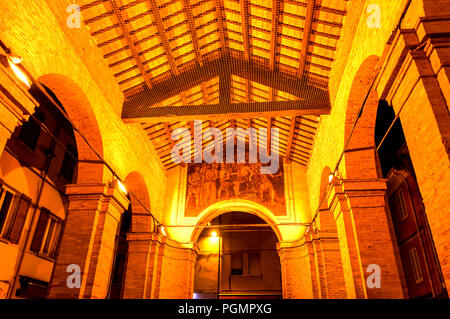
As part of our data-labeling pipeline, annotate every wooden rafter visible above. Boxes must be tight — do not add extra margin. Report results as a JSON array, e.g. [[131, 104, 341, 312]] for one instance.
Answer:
[[285, 116, 297, 159], [214, 0, 228, 54], [297, 0, 316, 77], [241, 0, 251, 61], [108, 0, 152, 89], [123, 99, 330, 123], [219, 70, 231, 105], [146, 0, 178, 75], [181, 0, 203, 66], [122, 56, 330, 110], [270, 0, 282, 71]]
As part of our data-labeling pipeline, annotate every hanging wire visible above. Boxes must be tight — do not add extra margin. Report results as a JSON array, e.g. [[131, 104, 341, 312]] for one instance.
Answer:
[[0, 45, 162, 230]]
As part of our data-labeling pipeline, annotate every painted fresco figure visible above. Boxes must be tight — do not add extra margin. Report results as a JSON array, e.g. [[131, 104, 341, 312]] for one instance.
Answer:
[[203, 163, 219, 205], [187, 166, 202, 209]]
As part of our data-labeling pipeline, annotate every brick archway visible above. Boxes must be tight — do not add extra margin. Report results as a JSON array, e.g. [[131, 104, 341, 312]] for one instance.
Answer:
[[124, 171, 153, 233], [38, 74, 105, 184], [343, 55, 380, 179], [190, 199, 283, 244]]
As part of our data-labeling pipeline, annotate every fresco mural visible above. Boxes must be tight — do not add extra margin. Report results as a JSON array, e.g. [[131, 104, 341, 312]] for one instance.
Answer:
[[185, 162, 286, 217]]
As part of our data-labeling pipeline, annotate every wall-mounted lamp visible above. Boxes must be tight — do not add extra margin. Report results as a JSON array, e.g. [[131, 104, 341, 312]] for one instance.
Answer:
[[210, 230, 218, 237], [117, 179, 128, 195], [328, 173, 334, 184], [159, 225, 167, 237], [111, 177, 128, 195], [7, 55, 30, 88]]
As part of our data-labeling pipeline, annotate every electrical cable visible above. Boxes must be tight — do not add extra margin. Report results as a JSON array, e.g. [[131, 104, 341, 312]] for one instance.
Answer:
[[0, 46, 161, 229]]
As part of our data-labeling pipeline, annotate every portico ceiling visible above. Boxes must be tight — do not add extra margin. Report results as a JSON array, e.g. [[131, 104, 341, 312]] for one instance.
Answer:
[[80, 0, 348, 169]]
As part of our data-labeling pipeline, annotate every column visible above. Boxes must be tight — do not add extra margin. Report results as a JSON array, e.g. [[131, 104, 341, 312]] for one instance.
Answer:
[[278, 240, 315, 299], [48, 183, 129, 298]]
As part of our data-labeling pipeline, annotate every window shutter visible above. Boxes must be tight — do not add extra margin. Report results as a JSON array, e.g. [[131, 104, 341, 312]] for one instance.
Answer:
[[30, 208, 49, 253], [7, 194, 32, 244]]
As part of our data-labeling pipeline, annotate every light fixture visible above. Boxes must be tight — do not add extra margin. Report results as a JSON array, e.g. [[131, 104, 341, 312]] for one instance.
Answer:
[[210, 230, 218, 237], [159, 225, 167, 237], [8, 55, 22, 65], [116, 179, 128, 195], [328, 173, 334, 183], [7, 57, 30, 87]]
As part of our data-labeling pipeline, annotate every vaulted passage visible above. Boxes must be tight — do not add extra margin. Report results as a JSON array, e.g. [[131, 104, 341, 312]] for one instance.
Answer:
[[194, 212, 282, 299], [0, 0, 449, 300]]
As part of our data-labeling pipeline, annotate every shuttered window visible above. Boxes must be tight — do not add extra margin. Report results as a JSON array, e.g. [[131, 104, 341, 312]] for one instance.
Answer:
[[5, 194, 32, 243], [30, 208, 62, 259], [0, 184, 31, 244]]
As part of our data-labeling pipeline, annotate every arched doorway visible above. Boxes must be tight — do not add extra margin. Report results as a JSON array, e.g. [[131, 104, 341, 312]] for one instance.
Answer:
[[375, 100, 448, 299], [193, 211, 282, 299]]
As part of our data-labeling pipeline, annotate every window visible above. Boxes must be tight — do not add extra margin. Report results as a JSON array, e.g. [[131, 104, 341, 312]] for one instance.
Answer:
[[395, 188, 408, 221], [230, 252, 261, 276], [409, 248, 423, 284], [231, 253, 243, 275], [30, 208, 62, 259], [0, 183, 31, 243], [59, 144, 76, 181], [18, 108, 45, 151]]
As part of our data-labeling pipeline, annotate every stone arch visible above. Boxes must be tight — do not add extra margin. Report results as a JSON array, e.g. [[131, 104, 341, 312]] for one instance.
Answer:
[[190, 199, 283, 243], [124, 171, 154, 233], [38, 74, 105, 184], [343, 55, 381, 179]]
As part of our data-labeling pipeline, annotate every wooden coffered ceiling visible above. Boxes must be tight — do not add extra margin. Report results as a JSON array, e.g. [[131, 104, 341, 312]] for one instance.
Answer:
[[80, 0, 348, 170]]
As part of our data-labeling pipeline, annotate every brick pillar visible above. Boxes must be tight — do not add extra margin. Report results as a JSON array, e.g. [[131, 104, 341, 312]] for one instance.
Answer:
[[278, 240, 315, 299], [329, 178, 405, 298], [122, 233, 165, 299], [48, 183, 129, 298], [157, 238, 197, 299], [313, 210, 348, 298], [400, 21, 450, 289], [379, 17, 450, 289]]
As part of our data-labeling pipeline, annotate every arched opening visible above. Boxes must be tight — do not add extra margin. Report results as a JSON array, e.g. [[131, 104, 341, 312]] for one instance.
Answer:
[[107, 171, 154, 299], [193, 211, 282, 299], [343, 55, 380, 179], [38, 74, 104, 184], [375, 100, 448, 299], [107, 201, 131, 299]]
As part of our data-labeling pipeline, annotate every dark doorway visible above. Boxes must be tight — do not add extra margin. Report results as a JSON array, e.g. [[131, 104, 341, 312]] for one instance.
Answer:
[[107, 203, 131, 299], [376, 100, 447, 299]]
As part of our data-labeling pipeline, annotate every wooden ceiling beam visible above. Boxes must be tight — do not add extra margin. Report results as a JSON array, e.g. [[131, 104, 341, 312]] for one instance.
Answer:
[[146, 0, 178, 75], [270, 0, 282, 71], [286, 116, 297, 159], [123, 99, 330, 123], [108, 0, 153, 89], [219, 69, 231, 105], [297, 0, 316, 77], [181, 0, 203, 66], [214, 0, 228, 54], [123, 56, 329, 109], [241, 0, 251, 61]]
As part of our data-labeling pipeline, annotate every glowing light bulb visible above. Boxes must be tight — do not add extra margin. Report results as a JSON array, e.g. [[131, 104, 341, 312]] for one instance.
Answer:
[[328, 173, 334, 183], [117, 179, 127, 194], [160, 225, 167, 237], [8, 59, 30, 87]]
